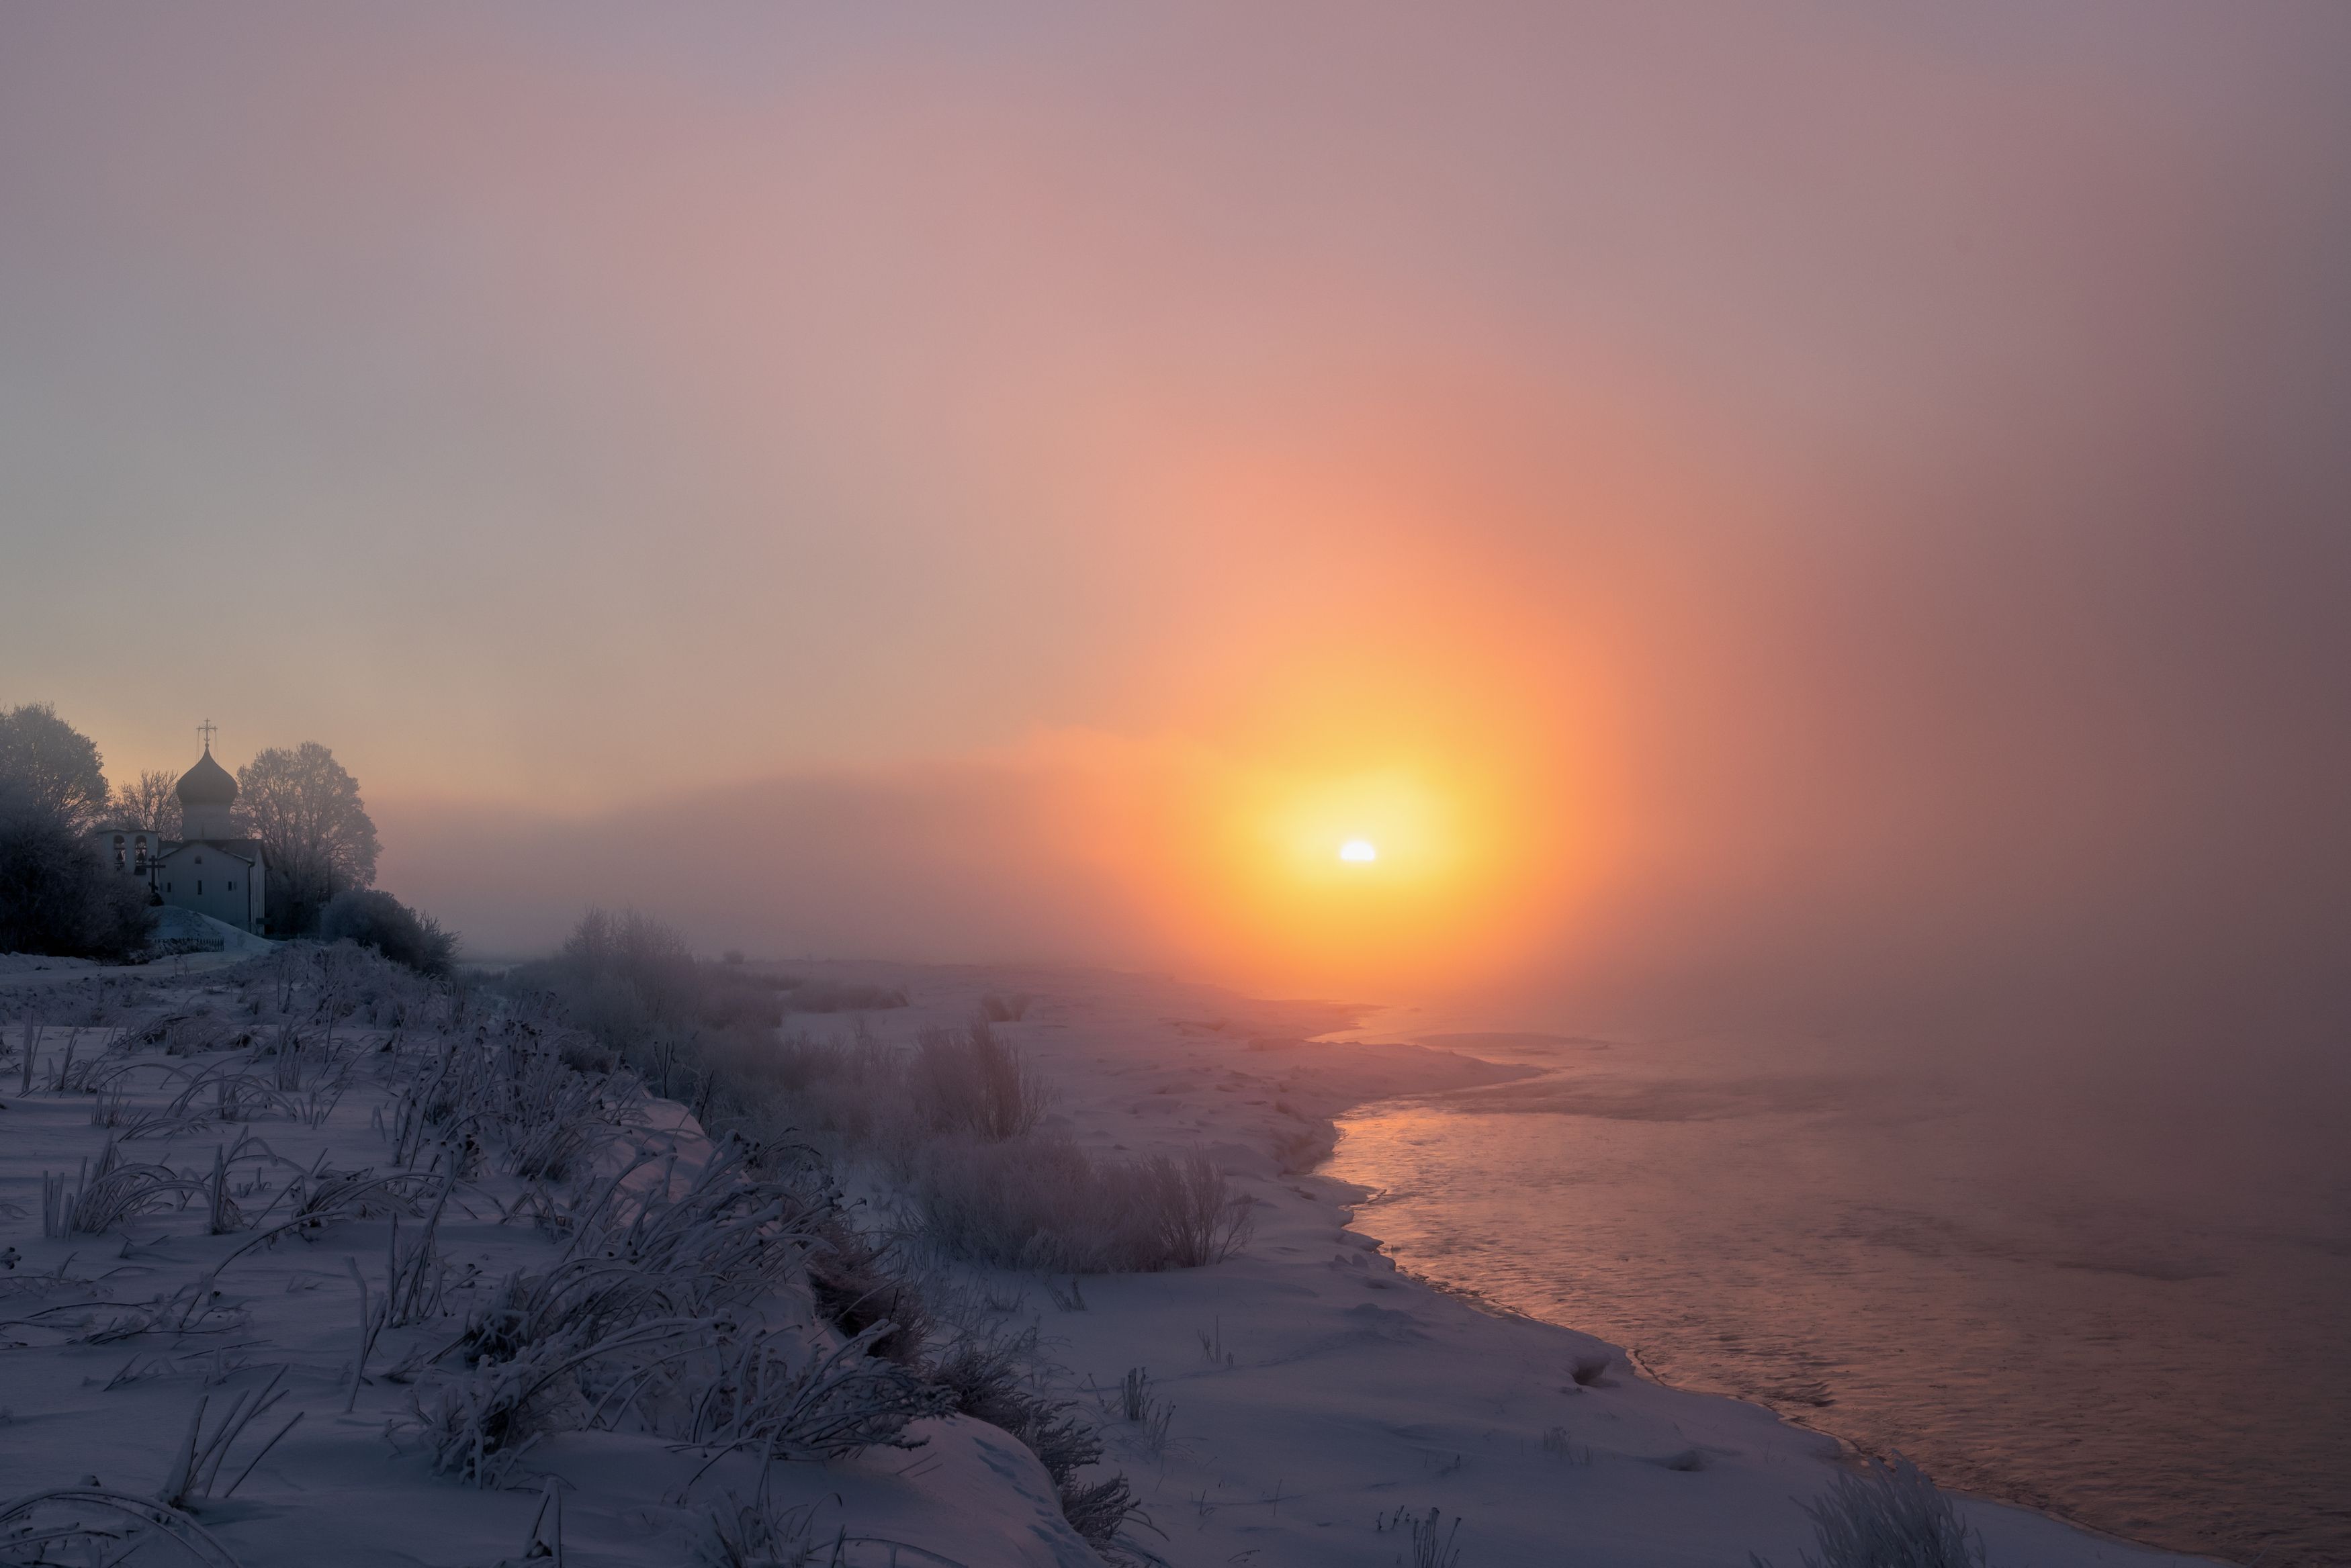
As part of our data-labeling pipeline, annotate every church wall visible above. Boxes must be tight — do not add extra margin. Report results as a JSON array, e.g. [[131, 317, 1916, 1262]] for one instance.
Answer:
[[157, 846, 263, 933]]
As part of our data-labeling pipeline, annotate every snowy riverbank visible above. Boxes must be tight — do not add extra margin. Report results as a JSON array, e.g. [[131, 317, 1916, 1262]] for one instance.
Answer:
[[779, 961, 2226, 1568], [1, 953, 2225, 1567]]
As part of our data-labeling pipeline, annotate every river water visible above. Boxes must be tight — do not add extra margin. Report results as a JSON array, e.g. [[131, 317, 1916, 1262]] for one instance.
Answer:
[[1325, 1029, 2350, 1567]]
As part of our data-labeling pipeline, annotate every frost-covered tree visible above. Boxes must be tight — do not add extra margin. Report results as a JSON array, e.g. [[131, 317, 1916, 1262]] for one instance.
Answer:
[[0, 807, 150, 957], [0, 701, 110, 831], [238, 741, 380, 933], [320, 888, 458, 978], [111, 767, 183, 837], [0, 704, 148, 955]]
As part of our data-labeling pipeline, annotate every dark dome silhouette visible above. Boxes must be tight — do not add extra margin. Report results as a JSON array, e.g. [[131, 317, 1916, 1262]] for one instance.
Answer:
[[175, 749, 238, 807]]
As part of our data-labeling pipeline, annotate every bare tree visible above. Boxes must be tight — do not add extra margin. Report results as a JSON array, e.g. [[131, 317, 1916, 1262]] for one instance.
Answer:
[[112, 768, 183, 837], [237, 741, 381, 933], [0, 702, 110, 831]]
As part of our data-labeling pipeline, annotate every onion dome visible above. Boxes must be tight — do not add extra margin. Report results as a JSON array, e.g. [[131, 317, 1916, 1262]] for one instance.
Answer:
[[175, 749, 238, 808]]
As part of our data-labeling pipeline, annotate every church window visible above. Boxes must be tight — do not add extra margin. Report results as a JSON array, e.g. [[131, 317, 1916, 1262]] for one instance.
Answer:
[[197, 880, 204, 895], [227, 881, 235, 891]]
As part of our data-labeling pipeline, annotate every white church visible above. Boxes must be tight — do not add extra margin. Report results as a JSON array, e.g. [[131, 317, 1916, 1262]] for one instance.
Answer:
[[94, 739, 269, 934]]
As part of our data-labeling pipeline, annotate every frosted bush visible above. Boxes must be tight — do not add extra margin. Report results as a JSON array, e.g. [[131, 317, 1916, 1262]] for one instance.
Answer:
[[1755, 1455, 1987, 1568], [910, 1138, 1251, 1273], [912, 1020, 1051, 1140]]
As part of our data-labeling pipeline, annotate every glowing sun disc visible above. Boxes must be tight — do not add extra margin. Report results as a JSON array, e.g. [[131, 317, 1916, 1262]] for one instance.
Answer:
[[1339, 839, 1378, 863]]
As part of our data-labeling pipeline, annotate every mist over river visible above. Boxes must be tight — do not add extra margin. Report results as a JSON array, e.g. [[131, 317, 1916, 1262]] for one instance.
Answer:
[[1326, 1027, 2351, 1567]]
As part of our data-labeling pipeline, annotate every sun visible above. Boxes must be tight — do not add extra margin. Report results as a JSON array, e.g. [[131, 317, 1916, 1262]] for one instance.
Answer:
[[1338, 838, 1378, 863]]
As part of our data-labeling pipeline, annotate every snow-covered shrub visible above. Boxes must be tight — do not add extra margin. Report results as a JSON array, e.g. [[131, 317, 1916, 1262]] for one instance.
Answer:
[[927, 1324, 1045, 1428], [908, 1132, 1102, 1270], [672, 1025, 908, 1150], [459, 1138, 827, 1363], [318, 890, 459, 978], [668, 1018, 1242, 1275], [410, 1125, 942, 1485], [506, 908, 701, 1051], [693, 1485, 826, 1568], [912, 1020, 1051, 1140], [977, 991, 1031, 1023], [927, 1323, 1154, 1560], [416, 1317, 695, 1484], [1139, 1149, 1257, 1268], [1059, 1473, 1157, 1563], [424, 1308, 938, 1485], [388, 1016, 637, 1180], [1755, 1455, 1987, 1568], [676, 1322, 945, 1466], [910, 1138, 1252, 1273], [805, 1207, 933, 1366]]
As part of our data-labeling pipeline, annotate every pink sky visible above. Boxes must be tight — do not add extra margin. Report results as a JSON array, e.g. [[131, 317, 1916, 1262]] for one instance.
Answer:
[[5, 5, 2348, 1035]]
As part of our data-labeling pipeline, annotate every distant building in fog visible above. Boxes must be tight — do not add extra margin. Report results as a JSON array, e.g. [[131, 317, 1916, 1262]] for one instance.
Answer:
[[91, 737, 269, 934]]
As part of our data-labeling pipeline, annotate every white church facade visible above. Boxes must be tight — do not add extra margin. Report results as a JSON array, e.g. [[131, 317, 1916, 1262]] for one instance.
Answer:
[[93, 743, 269, 934]]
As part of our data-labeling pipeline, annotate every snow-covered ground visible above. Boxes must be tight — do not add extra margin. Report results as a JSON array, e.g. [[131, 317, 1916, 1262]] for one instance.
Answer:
[[0, 954, 1089, 1567], [146, 908, 279, 956], [0, 954, 101, 976], [1, 953, 2223, 1567]]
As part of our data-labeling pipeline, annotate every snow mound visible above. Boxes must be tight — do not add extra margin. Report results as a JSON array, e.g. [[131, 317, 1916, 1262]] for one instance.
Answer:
[[146, 906, 277, 954]]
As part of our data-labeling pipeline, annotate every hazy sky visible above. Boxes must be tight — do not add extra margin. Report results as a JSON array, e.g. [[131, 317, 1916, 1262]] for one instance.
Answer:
[[5, 5, 2348, 1043]]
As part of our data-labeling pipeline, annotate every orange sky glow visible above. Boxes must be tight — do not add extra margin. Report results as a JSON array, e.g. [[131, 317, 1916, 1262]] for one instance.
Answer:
[[5, 5, 2348, 1037]]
